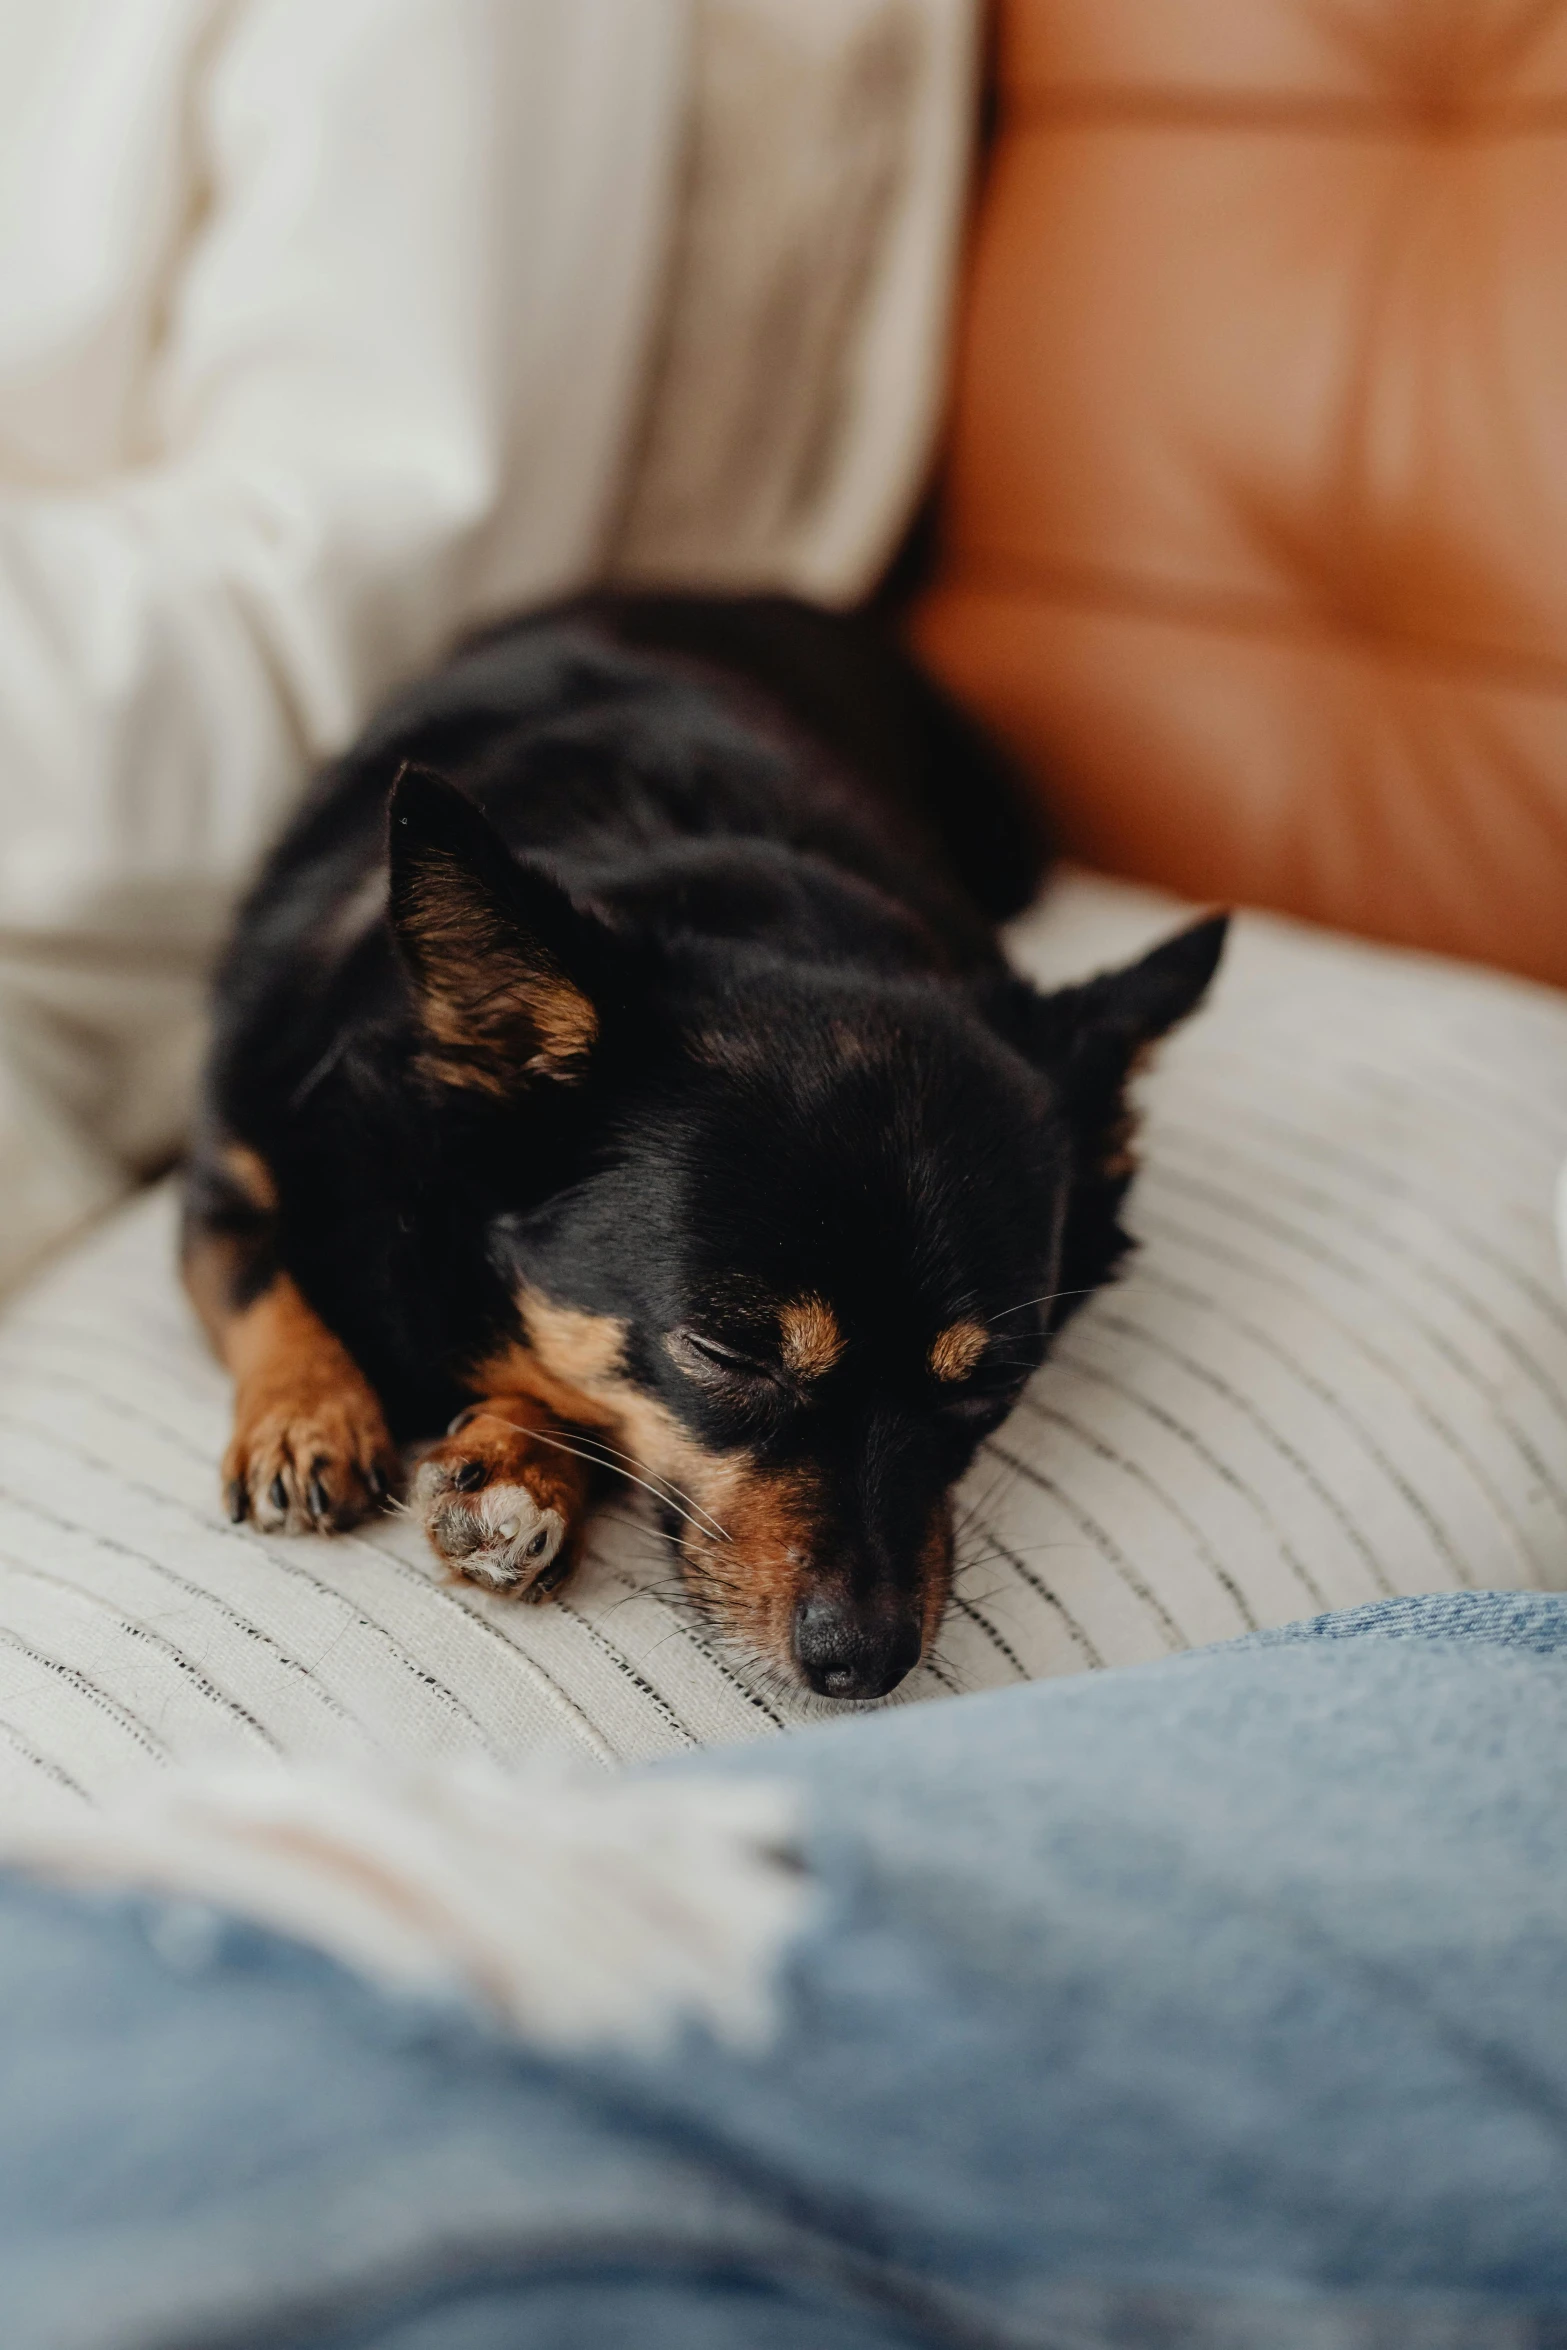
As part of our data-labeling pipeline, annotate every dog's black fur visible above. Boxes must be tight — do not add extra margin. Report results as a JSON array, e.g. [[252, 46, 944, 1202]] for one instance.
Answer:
[[184, 594, 1225, 1700]]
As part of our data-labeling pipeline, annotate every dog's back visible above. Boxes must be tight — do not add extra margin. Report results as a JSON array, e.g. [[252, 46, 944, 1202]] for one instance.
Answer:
[[214, 594, 1048, 1085]]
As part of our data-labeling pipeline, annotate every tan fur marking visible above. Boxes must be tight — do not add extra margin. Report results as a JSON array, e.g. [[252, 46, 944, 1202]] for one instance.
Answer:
[[519, 1294, 627, 1387], [523, 979, 598, 1069], [690, 1028, 769, 1079], [919, 1500, 956, 1651], [1102, 1043, 1158, 1181], [674, 1460, 821, 1662], [420, 965, 597, 1090], [220, 1143, 278, 1215], [223, 1275, 347, 1388], [929, 1320, 987, 1382], [407, 855, 597, 1094], [182, 1229, 247, 1356], [778, 1296, 844, 1380], [693, 1018, 872, 1082], [218, 1274, 395, 1530]]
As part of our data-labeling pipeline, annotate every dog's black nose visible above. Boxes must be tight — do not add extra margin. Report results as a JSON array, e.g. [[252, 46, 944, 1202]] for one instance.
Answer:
[[792, 1591, 921, 1701]]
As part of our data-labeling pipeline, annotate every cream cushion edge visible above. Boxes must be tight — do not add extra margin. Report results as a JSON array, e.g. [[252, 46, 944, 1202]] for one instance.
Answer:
[[0, 868, 1562, 1817]]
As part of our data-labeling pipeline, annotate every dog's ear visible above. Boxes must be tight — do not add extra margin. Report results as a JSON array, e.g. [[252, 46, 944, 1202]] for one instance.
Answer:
[[989, 914, 1229, 1159], [388, 766, 618, 1094]]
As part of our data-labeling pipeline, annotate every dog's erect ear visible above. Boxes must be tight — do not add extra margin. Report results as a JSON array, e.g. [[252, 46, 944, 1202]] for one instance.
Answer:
[[985, 914, 1228, 1316], [388, 766, 616, 1094], [989, 913, 1230, 1151], [1029, 913, 1228, 1079]]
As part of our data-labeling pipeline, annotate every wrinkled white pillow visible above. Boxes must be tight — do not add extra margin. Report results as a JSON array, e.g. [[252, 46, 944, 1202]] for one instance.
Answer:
[[0, 871, 1562, 1812]]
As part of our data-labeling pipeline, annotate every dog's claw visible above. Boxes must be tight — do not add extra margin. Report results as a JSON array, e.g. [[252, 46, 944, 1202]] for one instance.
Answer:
[[223, 1383, 396, 1538]]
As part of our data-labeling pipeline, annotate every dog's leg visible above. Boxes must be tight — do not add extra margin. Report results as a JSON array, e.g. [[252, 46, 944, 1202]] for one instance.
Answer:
[[182, 1139, 397, 1533], [413, 1396, 592, 1598]]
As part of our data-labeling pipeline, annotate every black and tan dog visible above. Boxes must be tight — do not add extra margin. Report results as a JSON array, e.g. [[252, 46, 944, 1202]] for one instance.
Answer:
[[183, 596, 1225, 1701]]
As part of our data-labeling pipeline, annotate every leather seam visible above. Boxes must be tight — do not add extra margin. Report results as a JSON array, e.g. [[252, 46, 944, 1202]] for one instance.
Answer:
[[932, 558, 1567, 697], [1003, 89, 1567, 140]]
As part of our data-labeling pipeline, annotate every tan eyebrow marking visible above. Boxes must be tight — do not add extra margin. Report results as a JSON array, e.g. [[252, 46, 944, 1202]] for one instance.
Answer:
[[929, 1321, 988, 1383], [778, 1296, 844, 1380]]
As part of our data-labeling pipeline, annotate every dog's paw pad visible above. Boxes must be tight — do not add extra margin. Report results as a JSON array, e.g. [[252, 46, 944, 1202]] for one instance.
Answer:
[[415, 1460, 569, 1597], [413, 1404, 589, 1599]]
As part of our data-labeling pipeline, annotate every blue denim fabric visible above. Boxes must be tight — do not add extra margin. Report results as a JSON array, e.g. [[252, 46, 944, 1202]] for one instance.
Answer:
[[3, 1592, 1566, 2350]]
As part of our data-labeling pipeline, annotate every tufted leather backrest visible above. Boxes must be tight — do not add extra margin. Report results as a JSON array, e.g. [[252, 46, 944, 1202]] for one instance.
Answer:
[[911, 0, 1567, 985]]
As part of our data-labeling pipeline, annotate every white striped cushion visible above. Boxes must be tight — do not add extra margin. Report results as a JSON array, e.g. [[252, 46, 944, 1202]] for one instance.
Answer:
[[0, 871, 1562, 1811]]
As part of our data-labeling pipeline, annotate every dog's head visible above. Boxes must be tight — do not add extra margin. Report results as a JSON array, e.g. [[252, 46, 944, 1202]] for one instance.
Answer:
[[390, 770, 1226, 1699]]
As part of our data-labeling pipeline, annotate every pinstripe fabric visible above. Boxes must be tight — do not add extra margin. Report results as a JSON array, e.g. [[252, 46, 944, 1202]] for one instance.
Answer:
[[0, 872, 1561, 1810]]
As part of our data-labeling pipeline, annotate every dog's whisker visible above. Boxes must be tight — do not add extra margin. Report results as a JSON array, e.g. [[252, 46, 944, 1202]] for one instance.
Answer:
[[536, 1427, 731, 1542], [446, 1419, 729, 1545], [951, 1576, 1014, 1610], [958, 1537, 1078, 1562], [543, 1426, 731, 1543], [607, 1553, 691, 1591], [955, 1468, 1021, 1530], [474, 1420, 729, 1545], [984, 1285, 1099, 1324], [600, 1533, 677, 1564]]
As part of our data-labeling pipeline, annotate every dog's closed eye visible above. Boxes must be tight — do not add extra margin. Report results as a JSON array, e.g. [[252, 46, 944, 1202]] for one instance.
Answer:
[[666, 1327, 782, 1388]]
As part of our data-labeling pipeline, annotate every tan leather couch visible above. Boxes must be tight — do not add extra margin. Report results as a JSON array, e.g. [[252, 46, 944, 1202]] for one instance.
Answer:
[[913, 0, 1567, 987]]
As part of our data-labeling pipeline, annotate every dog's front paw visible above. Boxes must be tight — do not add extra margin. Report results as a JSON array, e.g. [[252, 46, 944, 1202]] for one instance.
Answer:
[[414, 1403, 588, 1598], [224, 1375, 398, 1534]]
